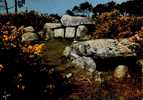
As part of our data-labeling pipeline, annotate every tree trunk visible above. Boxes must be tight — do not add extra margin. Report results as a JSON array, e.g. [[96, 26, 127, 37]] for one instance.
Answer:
[[15, 0, 18, 13], [4, 0, 8, 14]]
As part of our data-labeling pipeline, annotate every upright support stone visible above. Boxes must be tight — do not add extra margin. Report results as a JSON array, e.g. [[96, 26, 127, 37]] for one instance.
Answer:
[[65, 27, 75, 38], [54, 28, 64, 38]]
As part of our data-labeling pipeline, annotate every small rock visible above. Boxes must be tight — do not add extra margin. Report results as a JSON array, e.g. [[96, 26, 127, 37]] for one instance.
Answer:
[[23, 26, 35, 33], [21, 32, 39, 42], [66, 73, 72, 78], [113, 65, 129, 80], [88, 68, 95, 73], [0, 64, 4, 72], [63, 46, 71, 57], [73, 40, 78, 44], [136, 59, 143, 74]]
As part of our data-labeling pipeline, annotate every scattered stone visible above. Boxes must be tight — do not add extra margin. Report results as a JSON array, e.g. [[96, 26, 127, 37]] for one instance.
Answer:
[[63, 46, 71, 57], [21, 32, 39, 42], [136, 59, 143, 74], [73, 40, 78, 44], [113, 65, 129, 80], [23, 26, 35, 33], [65, 73, 72, 78]]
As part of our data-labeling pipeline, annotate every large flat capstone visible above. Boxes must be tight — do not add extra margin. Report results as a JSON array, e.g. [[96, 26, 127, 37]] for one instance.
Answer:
[[70, 39, 137, 58], [63, 39, 139, 72]]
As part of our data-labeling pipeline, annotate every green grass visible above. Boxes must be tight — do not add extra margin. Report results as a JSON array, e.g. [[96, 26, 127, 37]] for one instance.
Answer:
[[42, 39, 72, 66]]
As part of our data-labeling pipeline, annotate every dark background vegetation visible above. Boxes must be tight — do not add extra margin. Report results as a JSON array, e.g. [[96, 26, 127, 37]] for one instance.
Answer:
[[66, 0, 143, 16]]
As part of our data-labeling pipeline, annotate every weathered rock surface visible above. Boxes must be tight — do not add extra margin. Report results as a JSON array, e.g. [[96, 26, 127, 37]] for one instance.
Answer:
[[38, 31, 44, 37], [63, 46, 71, 57], [43, 23, 62, 39], [113, 65, 129, 80], [65, 27, 75, 38], [63, 39, 138, 72], [54, 26, 88, 38], [38, 31, 50, 40], [71, 56, 96, 73], [61, 15, 93, 26], [136, 59, 143, 74], [44, 23, 62, 29], [72, 39, 137, 58], [21, 32, 39, 42], [22, 26, 37, 42], [43, 16, 91, 39], [23, 26, 35, 33], [54, 28, 64, 38], [77, 25, 88, 38]]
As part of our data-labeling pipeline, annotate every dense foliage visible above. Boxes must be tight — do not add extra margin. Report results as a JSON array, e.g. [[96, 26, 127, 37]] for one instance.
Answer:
[[0, 11, 60, 32], [92, 10, 143, 39], [66, 0, 143, 17]]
